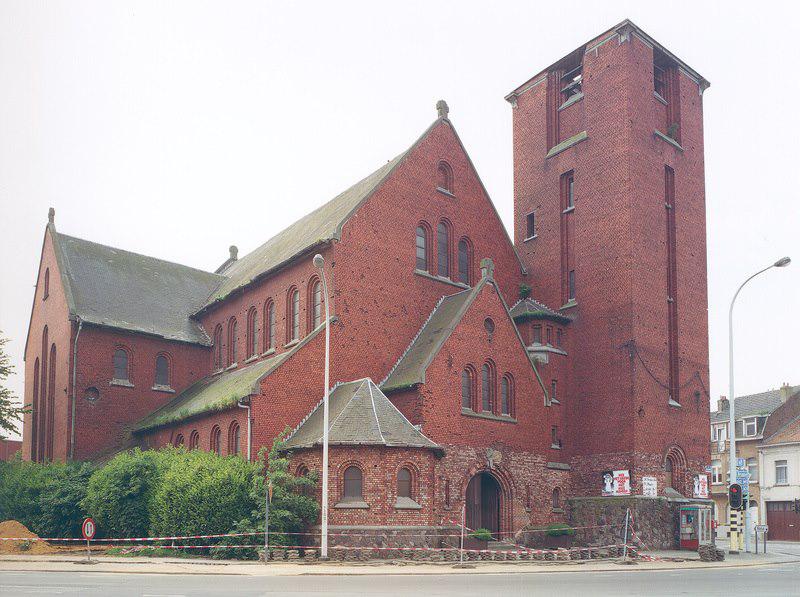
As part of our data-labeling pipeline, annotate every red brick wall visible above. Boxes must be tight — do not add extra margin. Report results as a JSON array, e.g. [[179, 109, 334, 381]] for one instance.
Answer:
[[141, 407, 248, 458], [0, 439, 22, 461], [511, 29, 710, 495]]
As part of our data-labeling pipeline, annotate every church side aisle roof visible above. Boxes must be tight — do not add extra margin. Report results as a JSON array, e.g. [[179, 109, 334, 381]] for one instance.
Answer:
[[282, 378, 440, 451], [52, 228, 223, 345]]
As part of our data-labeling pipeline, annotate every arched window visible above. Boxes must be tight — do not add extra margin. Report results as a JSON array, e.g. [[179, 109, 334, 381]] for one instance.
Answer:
[[210, 425, 221, 455], [665, 458, 673, 489], [461, 367, 474, 410], [296, 464, 314, 497], [287, 288, 300, 342], [481, 362, 495, 413], [43, 268, 49, 300], [38, 327, 48, 461], [309, 279, 322, 329], [229, 421, 241, 455], [343, 466, 363, 500], [437, 221, 450, 278], [46, 344, 56, 460], [188, 430, 199, 450], [227, 318, 238, 366], [552, 487, 562, 510], [437, 161, 453, 193], [501, 374, 513, 416], [155, 354, 170, 386], [174, 434, 185, 447], [213, 325, 223, 370], [113, 348, 129, 382], [457, 238, 472, 285], [264, 300, 276, 351], [397, 467, 412, 499], [415, 224, 430, 271], [246, 307, 258, 359]]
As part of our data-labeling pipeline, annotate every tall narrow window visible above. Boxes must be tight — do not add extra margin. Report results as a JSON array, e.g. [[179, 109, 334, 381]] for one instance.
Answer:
[[31, 358, 39, 462], [776, 460, 788, 485], [457, 238, 472, 285], [560, 63, 582, 103], [397, 468, 412, 499], [566, 174, 575, 208], [437, 221, 450, 278], [189, 430, 199, 450], [551, 425, 558, 446], [210, 425, 221, 455], [310, 280, 322, 328], [174, 434, 185, 447], [552, 488, 562, 509], [246, 307, 258, 359], [113, 349, 129, 382], [264, 301, 275, 352], [155, 355, 169, 386], [526, 212, 536, 239], [437, 161, 453, 193], [415, 225, 429, 271], [665, 166, 679, 403], [229, 421, 241, 456], [38, 327, 48, 461], [45, 344, 55, 460], [533, 325, 542, 344], [461, 368, 473, 410], [288, 289, 300, 342], [481, 362, 494, 413], [501, 375, 513, 416], [43, 268, 49, 300], [213, 325, 223, 370], [343, 466, 363, 500], [568, 270, 576, 300], [227, 318, 238, 365], [550, 379, 558, 404], [561, 171, 576, 304]]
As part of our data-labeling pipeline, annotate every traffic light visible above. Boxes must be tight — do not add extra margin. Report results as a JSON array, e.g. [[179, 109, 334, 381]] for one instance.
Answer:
[[729, 483, 742, 510]]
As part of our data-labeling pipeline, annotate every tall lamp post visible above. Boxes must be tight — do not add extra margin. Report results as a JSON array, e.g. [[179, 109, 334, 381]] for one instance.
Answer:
[[313, 253, 331, 560], [728, 256, 791, 554]]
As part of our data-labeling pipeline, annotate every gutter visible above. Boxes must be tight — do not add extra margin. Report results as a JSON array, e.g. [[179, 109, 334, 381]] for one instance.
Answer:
[[69, 317, 83, 460], [237, 398, 252, 461]]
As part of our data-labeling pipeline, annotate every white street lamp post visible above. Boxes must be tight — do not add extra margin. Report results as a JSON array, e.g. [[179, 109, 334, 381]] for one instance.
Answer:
[[728, 256, 790, 554], [313, 253, 331, 560]]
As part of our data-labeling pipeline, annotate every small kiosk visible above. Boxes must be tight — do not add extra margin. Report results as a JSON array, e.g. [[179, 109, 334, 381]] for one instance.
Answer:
[[679, 504, 713, 550]]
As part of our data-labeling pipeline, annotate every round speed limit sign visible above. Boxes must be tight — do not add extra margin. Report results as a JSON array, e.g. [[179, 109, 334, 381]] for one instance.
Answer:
[[81, 518, 96, 541]]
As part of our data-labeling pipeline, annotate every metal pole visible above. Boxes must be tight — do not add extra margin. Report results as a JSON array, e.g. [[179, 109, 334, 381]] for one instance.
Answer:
[[622, 508, 630, 561], [728, 260, 789, 553], [314, 254, 331, 560], [459, 502, 465, 565], [86, 538, 91, 563], [264, 482, 270, 563]]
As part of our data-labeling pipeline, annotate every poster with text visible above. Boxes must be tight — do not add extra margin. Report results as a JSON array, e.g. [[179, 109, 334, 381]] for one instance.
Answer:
[[642, 476, 657, 497], [693, 474, 709, 498], [602, 470, 631, 496]]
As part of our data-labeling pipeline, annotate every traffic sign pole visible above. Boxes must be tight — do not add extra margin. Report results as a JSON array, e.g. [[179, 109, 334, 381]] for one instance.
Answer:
[[81, 518, 96, 563]]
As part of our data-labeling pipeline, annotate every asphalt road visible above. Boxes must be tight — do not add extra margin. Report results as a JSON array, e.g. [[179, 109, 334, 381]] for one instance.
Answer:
[[1, 564, 799, 597]]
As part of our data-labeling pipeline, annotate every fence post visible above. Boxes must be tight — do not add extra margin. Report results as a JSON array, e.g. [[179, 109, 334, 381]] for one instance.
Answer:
[[459, 503, 466, 565], [264, 480, 270, 563], [622, 508, 631, 561]]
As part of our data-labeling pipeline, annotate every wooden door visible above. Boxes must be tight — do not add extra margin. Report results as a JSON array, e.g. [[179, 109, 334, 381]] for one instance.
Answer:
[[480, 474, 500, 534], [767, 501, 800, 541], [465, 475, 481, 531]]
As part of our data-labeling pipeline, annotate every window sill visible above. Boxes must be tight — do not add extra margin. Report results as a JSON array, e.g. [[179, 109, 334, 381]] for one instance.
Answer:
[[653, 129, 684, 152], [523, 234, 538, 242], [244, 355, 259, 364], [654, 91, 668, 105], [225, 363, 239, 371], [560, 300, 577, 310], [562, 206, 575, 214], [558, 92, 584, 111], [436, 187, 455, 198], [261, 348, 276, 358], [528, 344, 568, 357], [413, 269, 470, 289], [461, 408, 517, 424], [551, 507, 565, 514], [551, 443, 563, 450], [394, 497, 423, 510], [334, 500, 369, 509], [151, 385, 175, 394], [550, 398, 560, 405], [546, 130, 588, 159], [668, 399, 682, 408], [284, 340, 300, 349], [110, 379, 134, 388], [211, 368, 224, 376]]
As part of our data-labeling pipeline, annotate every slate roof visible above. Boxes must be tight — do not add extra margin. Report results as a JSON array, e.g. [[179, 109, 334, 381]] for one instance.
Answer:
[[380, 285, 477, 392], [52, 228, 222, 345], [710, 386, 800, 423], [134, 322, 326, 432], [282, 378, 440, 451], [509, 298, 572, 324], [763, 415, 800, 445]]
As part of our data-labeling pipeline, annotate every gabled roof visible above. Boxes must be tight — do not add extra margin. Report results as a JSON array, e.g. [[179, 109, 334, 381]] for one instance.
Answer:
[[282, 378, 440, 451], [509, 297, 572, 325], [51, 227, 222, 345], [710, 386, 800, 424], [381, 273, 547, 395], [134, 321, 326, 432], [763, 415, 800, 446]]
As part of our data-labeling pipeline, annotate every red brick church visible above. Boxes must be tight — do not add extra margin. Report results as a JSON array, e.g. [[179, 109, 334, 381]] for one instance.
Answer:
[[21, 21, 711, 542]]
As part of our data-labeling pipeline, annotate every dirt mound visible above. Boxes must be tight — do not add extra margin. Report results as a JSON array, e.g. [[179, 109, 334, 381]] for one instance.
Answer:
[[0, 520, 59, 555]]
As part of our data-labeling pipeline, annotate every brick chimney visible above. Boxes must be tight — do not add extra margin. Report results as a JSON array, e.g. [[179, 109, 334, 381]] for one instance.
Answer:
[[717, 396, 729, 412], [780, 382, 794, 403]]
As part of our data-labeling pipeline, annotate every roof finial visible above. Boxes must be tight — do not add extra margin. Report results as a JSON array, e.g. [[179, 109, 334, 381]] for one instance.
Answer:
[[436, 99, 449, 119], [229, 245, 238, 261], [48, 207, 55, 224], [480, 258, 495, 281]]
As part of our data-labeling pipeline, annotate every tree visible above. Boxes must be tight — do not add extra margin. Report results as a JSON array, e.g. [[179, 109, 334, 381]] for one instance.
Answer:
[[0, 332, 27, 440]]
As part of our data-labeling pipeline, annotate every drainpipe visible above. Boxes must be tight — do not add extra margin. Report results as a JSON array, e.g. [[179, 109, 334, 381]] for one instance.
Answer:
[[69, 317, 83, 461], [237, 398, 252, 461]]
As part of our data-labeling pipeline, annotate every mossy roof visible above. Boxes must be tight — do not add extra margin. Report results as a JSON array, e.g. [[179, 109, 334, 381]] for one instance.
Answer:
[[509, 298, 572, 325]]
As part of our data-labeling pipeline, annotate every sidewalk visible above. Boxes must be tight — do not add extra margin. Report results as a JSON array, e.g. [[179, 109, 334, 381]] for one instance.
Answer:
[[1, 547, 797, 576]]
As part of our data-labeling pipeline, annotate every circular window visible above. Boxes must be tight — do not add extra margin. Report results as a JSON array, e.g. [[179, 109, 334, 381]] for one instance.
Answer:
[[484, 318, 495, 335], [83, 387, 100, 403]]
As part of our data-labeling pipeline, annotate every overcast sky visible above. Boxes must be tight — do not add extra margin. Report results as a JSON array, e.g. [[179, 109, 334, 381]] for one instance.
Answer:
[[1, 1, 798, 440]]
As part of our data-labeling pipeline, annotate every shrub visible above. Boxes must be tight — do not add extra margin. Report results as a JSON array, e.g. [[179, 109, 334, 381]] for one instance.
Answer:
[[469, 528, 493, 541], [545, 523, 575, 537], [82, 448, 169, 538]]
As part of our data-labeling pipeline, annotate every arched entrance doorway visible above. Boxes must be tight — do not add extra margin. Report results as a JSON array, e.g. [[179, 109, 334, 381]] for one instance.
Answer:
[[465, 472, 501, 534]]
